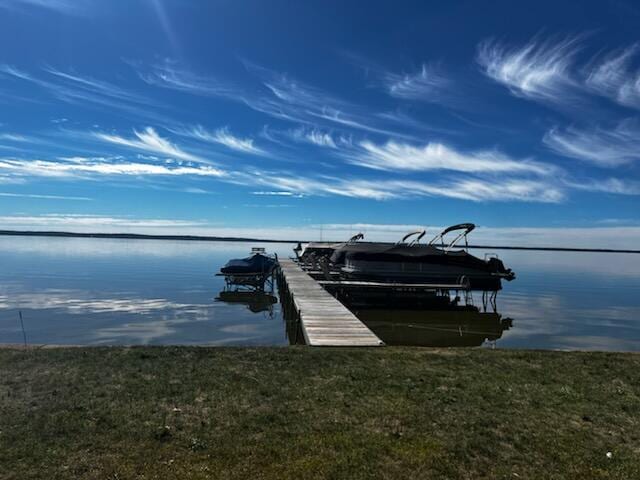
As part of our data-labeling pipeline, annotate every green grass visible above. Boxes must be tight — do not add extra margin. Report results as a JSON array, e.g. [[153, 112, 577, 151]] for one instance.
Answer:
[[1, 347, 639, 479]]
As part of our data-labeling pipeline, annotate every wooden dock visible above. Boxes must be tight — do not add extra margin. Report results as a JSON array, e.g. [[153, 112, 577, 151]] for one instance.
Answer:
[[277, 259, 384, 347]]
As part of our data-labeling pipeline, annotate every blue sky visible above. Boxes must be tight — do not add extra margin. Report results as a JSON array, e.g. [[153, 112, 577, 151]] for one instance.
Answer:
[[1, 0, 639, 244]]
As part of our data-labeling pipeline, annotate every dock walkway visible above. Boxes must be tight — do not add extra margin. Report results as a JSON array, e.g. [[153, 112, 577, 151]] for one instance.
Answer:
[[277, 259, 384, 347]]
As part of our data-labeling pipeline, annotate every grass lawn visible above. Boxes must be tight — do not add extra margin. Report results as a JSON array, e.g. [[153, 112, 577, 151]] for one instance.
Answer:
[[1, 347, 639, 479]]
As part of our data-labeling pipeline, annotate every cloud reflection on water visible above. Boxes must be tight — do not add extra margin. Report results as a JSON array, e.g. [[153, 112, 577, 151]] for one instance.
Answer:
[[1, 237, 639, 350]]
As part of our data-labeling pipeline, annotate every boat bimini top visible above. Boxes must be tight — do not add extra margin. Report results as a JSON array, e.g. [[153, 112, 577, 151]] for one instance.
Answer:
[[428, 223, 475, 251], [348, 232, 365, 243], [390, 224, 475, 251], [396, 230, 426, 246]]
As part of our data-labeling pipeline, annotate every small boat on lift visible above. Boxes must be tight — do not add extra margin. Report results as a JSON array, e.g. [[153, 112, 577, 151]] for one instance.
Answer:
[[329, 223, 515, 290], [218, 247, 277, 291]]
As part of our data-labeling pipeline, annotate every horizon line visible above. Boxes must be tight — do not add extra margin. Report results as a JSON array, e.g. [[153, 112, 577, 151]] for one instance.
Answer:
[[1, 229, 639, 254]]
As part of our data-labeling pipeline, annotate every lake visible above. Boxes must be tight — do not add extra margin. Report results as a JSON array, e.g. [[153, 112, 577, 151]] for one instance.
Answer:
[[1, 236, 639, 350]]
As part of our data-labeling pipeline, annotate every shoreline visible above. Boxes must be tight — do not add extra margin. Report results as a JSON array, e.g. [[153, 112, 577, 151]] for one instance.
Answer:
[[1, 343, 639, 353], [1, 229, 640, 253]]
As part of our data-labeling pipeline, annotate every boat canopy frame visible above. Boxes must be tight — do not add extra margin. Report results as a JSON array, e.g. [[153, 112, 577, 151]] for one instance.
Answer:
[[396, 229, 426, 246], [348, 233, 365, 243], [428, 223, 476, 251]]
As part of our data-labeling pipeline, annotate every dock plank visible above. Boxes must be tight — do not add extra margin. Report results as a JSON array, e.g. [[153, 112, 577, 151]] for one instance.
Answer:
[[278, 259, 383, 347]]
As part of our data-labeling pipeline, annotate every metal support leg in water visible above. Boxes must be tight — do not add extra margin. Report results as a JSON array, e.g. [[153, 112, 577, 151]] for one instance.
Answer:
[[490, 290, 498, 312]]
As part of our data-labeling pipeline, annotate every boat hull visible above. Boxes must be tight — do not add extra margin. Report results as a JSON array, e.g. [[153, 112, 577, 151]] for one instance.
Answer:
[[341, 259, 505, 290]]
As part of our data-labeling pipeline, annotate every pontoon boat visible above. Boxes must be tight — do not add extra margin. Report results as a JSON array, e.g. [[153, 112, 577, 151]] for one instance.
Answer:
[[329, 224, 514, 290]]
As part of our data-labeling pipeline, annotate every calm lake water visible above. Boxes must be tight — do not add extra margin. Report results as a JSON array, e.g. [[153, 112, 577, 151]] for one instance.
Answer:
[[1, 236, 639, 351]]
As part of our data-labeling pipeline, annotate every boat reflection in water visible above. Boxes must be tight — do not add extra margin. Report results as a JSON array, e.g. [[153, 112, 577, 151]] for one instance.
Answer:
[[282, 288, 513, 347], [354, 306, 512, 347], [215, 290, 278, 315]]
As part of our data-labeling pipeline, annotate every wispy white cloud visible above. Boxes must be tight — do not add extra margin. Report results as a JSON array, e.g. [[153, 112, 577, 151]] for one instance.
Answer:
[[252, 191, 305, 198], [43, 66, 153, 105], [0, 133, 29, 142], [477, 35, 581, 101], [95, 127, 208, 163], [147, 0, 180, 54], [260, 125, 353, 150], [375, 110, 458, 135], [344, 52, 459, 109], [135, 60, 421, 138], [396, 178, 564, 203], [350, 140, 553, 174], [242, 171, 563, 202], [384, 63, 449, 101], [135, 59, 239, 99], [0, 0, 90, 15], [585, 44, 640, 109], [0, 192, 91, 200], [478, 34, 640, 112], [242, 203, 292, 208], [564, 177, 640, 195], [185, 126, 265, 155], [290, 127, 338, 148], [543, 119, 640, 166], [257, 74, 367, 130], [239, 172, 398, 200], [0, 213, 204, 228], [0, 64, 162, 121], [0, 157, 225, 179]]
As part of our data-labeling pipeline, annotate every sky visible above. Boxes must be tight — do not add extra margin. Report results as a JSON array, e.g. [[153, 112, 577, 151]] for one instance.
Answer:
[[0, 0, 639, 245]]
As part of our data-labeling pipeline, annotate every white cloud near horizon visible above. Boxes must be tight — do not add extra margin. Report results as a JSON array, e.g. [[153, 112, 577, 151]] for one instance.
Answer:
[[544, 119, 640, 167], [477, 35, 581, 101], [3, 216, 640, 250], [0, 214, 204, 228]]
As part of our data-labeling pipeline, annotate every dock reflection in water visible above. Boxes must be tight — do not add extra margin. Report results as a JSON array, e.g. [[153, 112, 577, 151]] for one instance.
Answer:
[[281, 282, 513, 347], [354, 306, 512, 347]]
